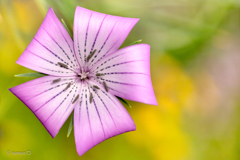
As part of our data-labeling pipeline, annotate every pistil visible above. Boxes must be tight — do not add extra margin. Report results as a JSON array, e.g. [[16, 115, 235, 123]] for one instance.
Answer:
[[78, 68, 89, 80]]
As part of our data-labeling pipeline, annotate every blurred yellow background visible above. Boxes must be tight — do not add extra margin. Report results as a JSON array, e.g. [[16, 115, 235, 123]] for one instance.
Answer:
[[1, 0, 240, 159]]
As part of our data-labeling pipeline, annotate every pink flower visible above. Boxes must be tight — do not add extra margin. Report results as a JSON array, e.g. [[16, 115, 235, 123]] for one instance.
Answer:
[[9, 6, 157, 156]]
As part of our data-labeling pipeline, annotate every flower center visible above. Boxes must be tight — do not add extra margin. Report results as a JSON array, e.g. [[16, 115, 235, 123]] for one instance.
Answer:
[[78, 68, 89, 80]]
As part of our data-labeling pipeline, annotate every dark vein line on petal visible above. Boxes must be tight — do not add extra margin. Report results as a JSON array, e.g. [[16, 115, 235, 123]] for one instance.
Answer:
[[92, 96, 106, 138], [40, 67, 72, 74], [85, 88, 94, 145], [34, 82, 76, 113], [90, 15, 108, 52], [97, 77, 144, 87], [59, 83, 81, 122], [79, 88, 84, 106], [29, 78, 73, 87], [101, 72, 150, 76], [93, 78, 124, 94], [53, 20, 78, 68], [89, 40, 118, 69], [26, 49, 56, 66], [57, 31, 80, 69], [77, 21, 83, 66], [42, 28, 75, 68], [69, 84, 80, 105], [84, 13, 93, 63], [97, 60, 146, 72], [93, 49, 145, 71], [78, 88, 85, 133], [93, 54, 121, 71], [88, 18, 119, 68], [95, 91, 118, 131], [59, 31, 76, 62], [26, 81, 73, 101], [100, 89, 120, 110], [33, 38, 69, 65], [44, 83, 77, 123]]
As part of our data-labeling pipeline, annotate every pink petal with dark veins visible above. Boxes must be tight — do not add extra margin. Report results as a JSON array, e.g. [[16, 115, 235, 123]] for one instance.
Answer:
[[74, 85, 135, 156], [73, 6, 139, 69], [9, 76, 81, 138], [91, 44, 157, 105], [16, 8, 78, 76]]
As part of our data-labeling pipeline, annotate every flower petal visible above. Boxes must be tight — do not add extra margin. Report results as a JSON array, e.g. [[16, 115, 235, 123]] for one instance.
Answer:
[[74, 85, 135, 156], [9, 76, 81, 138], [73, 6, 139, 69], [91, 44, 157, 105], [16, 8, 79, 76]]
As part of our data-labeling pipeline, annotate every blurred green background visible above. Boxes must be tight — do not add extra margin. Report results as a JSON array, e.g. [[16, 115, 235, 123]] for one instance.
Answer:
[[1, 0, 240, 159]]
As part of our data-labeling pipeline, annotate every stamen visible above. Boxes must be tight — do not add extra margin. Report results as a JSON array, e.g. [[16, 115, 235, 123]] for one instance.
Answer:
[[89, 92, 93, 104], [96, 73, 105, 76], [93, 85, 100, 89], [72, 94, 79, 104], [87, 55, 91, 62], [64, 82, 71, 91], [58, 62, 78, 74], [103, 81, 108, 92], [52, 78, 61, 83], [87, 49, 97, 62], [92, 49, 97, 55], [58, 62, 68, 69]]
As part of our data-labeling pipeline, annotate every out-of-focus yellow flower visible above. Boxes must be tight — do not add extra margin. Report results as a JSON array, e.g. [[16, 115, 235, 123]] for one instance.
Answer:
[[0, 120, 32, 158], [153, 55, 196, 114], [193, 71, 221, 114], [0, 0, 43, 75], [126, 55, 196, 160], [0, 40, 22, 75]]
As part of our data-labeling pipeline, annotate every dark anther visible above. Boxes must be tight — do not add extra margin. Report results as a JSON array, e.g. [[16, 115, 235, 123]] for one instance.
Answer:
[[96, 73, 105, 76], [72, 94, 79, 104], [64, 82, 71, 91], [58, 62, 68, 69], [103, 81, 108, 92], [87, 49, 97, 62], [89, 92, 93, 104], [52, 78, 61, 83], [93, 85, 100, 89]]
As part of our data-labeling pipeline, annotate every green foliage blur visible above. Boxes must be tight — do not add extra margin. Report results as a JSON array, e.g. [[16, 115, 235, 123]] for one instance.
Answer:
[[1, 0, 240, 159]]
